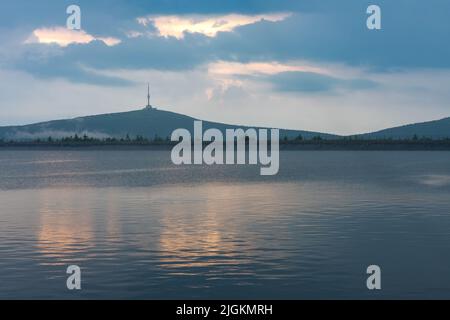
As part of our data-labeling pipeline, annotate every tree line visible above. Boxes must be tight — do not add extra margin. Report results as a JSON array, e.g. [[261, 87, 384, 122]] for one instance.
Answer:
[[1, 133, 450, 147]]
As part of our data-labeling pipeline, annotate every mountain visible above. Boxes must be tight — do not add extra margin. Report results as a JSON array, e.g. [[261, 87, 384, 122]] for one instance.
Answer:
[[2, 107, 449, 141], [360, 117, 450, 140], [0, 107, 337, 141]]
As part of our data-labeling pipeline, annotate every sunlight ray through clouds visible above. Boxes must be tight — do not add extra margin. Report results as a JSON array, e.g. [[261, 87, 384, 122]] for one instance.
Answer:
[[137, 13, 291, 39]]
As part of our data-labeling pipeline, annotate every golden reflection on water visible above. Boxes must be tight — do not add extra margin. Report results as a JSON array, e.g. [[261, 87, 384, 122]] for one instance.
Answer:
[[32, 182, 304, 270], [36, 189, 95, 265], [156, 183, 293, 270], [158, 201, 231, 269]]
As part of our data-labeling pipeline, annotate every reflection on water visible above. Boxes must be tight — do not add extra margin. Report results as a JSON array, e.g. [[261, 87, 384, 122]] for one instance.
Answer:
[[158, 203, 234, 270], [1, 150, 450, 299], [418, 174, 450, 187], [36, 189, 94, 265]]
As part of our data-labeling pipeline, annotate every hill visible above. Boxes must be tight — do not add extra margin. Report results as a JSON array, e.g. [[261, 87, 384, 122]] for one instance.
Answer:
[[360, 117, 450, 140], [0, 107, 337, 141]]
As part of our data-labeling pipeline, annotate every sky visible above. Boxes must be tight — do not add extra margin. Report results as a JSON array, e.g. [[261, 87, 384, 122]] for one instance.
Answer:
[[0, 0, 449, 135]]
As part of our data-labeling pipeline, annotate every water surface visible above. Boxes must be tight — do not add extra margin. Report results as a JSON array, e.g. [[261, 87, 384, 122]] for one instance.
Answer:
[[1, 150, 450, 299]]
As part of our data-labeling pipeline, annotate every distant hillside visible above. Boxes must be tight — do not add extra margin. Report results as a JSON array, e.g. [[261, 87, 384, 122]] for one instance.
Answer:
[[361, 117, 450, 140], [2, 107, 449, 142], [0, 107, 337, 141]]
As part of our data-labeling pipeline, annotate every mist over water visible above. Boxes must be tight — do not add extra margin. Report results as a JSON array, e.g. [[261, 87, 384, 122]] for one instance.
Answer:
[[1, 150, 450, 299]]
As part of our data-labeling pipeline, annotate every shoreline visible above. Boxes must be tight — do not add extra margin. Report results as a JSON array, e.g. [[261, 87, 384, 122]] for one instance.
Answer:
[[2, 142, 450, 151]]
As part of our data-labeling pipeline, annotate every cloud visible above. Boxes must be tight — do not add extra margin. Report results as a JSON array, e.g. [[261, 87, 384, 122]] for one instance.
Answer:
[[11, 33, 212, 85], [205, 78, 247, 102], [3, 0, 449, 87], [97, 37, 121, 47], [4, 1, 450, 71], [266, 71, 377, 93], [206, 61, 375, 94], [25, 27, 121, 47], [208, 61, 325, 76], [137, 13, 290, 38], [14, 44, 135, 86]]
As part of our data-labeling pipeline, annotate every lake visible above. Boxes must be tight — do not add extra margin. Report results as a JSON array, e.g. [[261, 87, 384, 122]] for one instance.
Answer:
[[1, 149, 450, 299]]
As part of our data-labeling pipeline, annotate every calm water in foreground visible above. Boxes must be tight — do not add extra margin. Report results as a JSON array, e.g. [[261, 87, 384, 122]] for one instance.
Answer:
[[1, 149, 450, 299]]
